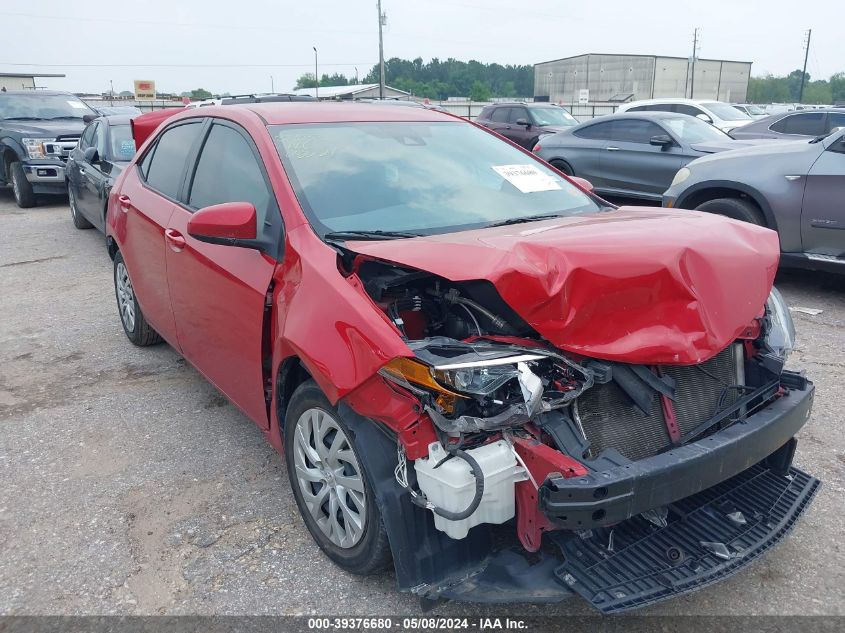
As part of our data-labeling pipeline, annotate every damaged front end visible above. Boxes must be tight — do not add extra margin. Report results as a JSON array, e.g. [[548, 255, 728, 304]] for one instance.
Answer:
[[337, 254, 819, 612]]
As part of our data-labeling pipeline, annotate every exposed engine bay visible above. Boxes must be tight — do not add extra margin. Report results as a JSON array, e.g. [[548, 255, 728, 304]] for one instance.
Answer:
[[347, 255, 805, 556]]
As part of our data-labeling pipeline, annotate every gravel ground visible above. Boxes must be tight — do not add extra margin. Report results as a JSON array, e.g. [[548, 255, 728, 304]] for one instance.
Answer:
[[1, 192, 843, 616]]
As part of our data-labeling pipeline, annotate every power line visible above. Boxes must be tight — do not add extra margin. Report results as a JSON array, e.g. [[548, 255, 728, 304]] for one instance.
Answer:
[[0, 62, 375, 69], [0, 11, 372, 36]]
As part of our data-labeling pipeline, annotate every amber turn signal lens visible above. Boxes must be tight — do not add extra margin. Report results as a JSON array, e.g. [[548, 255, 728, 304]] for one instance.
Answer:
[[380, 357, 462, 413]]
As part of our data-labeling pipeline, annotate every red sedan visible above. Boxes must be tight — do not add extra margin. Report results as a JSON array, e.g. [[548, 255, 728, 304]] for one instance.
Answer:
[[107, 103, 818, 611]]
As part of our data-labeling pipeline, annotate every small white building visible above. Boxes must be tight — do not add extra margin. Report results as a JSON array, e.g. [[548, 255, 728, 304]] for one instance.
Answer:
[[0, 72, 66, 91], [293, 83, 410, 100]]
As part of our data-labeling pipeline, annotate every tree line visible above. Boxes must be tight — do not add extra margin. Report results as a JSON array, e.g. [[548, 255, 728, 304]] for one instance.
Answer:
[[747, 70, 844, 105], [295, 57, 533, 101], [285, 60, 844, 105]]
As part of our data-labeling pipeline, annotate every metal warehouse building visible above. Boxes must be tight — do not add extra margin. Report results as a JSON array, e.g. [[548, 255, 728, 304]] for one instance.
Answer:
[[534, 54, 752, 103]]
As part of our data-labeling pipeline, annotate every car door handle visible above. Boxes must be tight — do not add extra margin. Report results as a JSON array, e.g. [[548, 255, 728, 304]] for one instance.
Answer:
[[118, 194, 132, 212], [165, 229, 186, 252], [605, 146, 620, 151]]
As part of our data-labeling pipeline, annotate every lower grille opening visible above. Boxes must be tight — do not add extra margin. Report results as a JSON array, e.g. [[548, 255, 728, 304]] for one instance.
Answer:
[[576, 345, 742, 461]]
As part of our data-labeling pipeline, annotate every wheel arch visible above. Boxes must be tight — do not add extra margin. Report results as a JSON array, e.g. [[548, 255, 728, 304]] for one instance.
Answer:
[[275, 355, 312, 438], [675, 181, 778, 233]]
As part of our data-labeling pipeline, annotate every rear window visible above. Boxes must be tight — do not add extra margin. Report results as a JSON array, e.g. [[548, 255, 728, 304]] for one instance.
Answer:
[[143, 122, 203, 199], [109, 125, 136, 161], [770, 112, 826, 136]]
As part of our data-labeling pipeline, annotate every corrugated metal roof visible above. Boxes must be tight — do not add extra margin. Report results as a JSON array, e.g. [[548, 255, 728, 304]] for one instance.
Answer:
[[292, 83, 409, 98], [535, 54, 752, 66]]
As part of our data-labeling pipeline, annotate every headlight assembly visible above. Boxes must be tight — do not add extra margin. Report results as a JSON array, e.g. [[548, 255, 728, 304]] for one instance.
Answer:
[[21, 138, 55, 160], [670, 167, 691, 188], [764, 287, 795, 360], [431, 354, 544, 396]]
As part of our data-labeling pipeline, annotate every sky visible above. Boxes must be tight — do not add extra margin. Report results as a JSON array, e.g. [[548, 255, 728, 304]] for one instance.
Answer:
[[1, 0, 842, 96]]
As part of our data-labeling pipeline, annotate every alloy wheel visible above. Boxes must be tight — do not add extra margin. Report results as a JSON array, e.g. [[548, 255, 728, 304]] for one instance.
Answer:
[[292, 407, 367, 548], [115, 262, 136, 332]]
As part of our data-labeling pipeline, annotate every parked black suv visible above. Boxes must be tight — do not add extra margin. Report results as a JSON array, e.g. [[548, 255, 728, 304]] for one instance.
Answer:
[[476, 102, 579, 149], [0, 90, 97, 208]]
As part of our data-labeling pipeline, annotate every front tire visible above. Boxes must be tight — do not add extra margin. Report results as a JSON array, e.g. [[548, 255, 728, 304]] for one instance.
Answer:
[[695, 197, 765, 226], [113, 251, 162, 346], [10, 162, 36, 208], [284, 380, 392, 575], [68, 185, 93, 229]]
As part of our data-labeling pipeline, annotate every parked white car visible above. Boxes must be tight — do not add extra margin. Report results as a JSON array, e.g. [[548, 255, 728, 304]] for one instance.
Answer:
[[731, 104, 768, 119], [616, 98, 752, 133]]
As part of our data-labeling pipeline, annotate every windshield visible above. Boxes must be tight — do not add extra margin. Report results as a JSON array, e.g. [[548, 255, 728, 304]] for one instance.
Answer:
[[663, 116, 730, 143], [0, 93, 95, 120], [271, 121, 602, 237], [109, 125, 136, 161], [700, 102, 750, 121], [744, 104, 766, 115], [530, 107, 578, 127]]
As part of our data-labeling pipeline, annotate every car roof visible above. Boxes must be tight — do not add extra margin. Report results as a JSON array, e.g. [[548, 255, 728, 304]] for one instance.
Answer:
[[237, 102, 455, 124], [623, 98, 727, 106], [486, 102, 563, 108], [596, 111, 681, 121], [97, 115, 134, 126]]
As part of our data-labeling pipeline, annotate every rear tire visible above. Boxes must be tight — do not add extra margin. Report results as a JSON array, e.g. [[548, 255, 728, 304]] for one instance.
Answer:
[[284, 380, 392, 575], [695, 197, 765, 226], [550, 159, 574, 176], [10, 162, 36, 208], [68, 185, 93, 229], [113, 251, 162, 346]]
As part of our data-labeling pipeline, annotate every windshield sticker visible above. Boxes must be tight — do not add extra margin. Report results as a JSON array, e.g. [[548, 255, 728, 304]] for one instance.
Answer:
[[67, 100, 88, 109], [492, 164, 562, 193]]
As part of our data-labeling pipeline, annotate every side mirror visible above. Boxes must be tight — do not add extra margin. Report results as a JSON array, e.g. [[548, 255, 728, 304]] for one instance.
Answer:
[[187, 202, 259, 248], [515, 118, 531, 128], [696, 113, 713, 124], [83, 147, 100, 163], [649, 134, 674, 149], [569, 176, 594, 192], [82, 113, 97, 124]]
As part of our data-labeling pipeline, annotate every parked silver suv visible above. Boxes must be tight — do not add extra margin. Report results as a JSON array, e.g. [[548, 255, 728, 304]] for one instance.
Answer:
[[663, 128, 845, 273]]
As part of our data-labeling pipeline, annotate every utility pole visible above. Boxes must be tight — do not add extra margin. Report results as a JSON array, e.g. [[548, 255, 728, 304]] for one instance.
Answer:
[[313, 46, 318, 99], [377, 0, 386, 99], [270, 75, 274, 93], [354, 67, 359, 84], [799, 29, 812, 103], [690, 28, 700, 99]]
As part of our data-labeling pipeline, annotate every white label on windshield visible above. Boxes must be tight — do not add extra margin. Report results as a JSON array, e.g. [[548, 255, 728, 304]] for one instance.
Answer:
[[67, 100, 87, 109], [492, 164, 562, 193]]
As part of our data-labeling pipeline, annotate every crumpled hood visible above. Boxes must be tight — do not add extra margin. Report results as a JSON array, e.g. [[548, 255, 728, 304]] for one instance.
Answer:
[[349, 207, 780, 365]]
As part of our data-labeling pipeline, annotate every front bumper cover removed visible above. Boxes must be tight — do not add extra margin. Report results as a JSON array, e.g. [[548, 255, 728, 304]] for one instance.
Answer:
[[539, 382, 815, 529]]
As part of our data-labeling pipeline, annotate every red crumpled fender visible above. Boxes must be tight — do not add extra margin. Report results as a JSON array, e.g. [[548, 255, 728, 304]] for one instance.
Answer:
[[346, 208, 780, 365], [271, 225, 413, 404]]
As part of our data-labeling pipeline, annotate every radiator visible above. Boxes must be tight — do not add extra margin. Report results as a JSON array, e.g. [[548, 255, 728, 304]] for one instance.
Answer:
[[576, 345, 741, 462]]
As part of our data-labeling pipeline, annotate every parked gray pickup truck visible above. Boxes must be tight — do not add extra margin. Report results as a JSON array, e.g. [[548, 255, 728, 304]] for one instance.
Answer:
[[0, 90, 96, 208]]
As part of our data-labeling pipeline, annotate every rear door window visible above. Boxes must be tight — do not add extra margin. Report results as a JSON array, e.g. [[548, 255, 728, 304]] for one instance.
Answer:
[[573, 122, 613, 140], [770, 112, 826, 136], [611, 120, 666, 144], [673, 104, 705, 117], [143, 121, 203, 199], [489, 107, 510, 123]]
